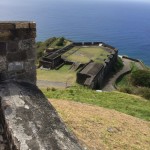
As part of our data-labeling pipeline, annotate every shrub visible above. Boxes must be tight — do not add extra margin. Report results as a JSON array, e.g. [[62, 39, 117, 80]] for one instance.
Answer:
[[131, 70, 150, 88], [51, 87, 56, 91], [118, 87, 133, 94], [56, 37, 65, 46], [113, 57, 124, 72], [137, 87, 150, 100]]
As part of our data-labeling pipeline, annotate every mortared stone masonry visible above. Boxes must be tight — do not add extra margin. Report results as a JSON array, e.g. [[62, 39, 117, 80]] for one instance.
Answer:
[[0, 21, 36, 84], [0, 22, 85, 150]]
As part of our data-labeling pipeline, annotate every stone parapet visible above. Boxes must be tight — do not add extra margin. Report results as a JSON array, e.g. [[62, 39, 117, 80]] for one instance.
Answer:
[[0, 81, 85, 150], [0, 21, 36, 84]]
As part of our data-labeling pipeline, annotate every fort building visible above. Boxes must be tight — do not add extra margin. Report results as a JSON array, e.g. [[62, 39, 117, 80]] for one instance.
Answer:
[[39, 42, 118, 89]]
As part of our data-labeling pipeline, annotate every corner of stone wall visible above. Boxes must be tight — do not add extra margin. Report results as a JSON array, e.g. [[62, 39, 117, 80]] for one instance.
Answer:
[[0, 21, 36, 84]]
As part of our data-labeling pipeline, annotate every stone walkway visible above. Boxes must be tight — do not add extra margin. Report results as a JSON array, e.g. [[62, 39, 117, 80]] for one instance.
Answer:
[[102, 58, 132, 91], [102, 58, 145, 92]]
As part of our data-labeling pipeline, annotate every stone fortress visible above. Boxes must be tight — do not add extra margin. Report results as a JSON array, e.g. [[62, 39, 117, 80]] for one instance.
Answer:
[[39, 42, 118, 89], [0, 22, 85, 150]]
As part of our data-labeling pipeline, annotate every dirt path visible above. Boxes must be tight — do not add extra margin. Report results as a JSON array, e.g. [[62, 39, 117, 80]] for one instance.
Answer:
[[50, 99, 150, 150], [37, 80, 71, 88]]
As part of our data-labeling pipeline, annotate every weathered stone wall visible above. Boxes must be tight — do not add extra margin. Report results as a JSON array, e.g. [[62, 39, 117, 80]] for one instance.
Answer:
[[0, 81, 85, 150], [92, 52, 118, 89], [0, 21, 36, 84], [76, 42, 118, 89]]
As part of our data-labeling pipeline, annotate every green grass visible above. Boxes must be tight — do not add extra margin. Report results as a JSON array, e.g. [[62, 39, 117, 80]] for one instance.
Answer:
[[62, 46, 109, 63], [116, 74, 132, 88], [37, 65, 76, 83], [36, 37, 71, 59], [41, 85, 150, 121], [116, 62, 140, 88]]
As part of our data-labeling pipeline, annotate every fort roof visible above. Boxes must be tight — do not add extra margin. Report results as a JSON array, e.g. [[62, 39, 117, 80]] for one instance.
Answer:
[[80, 62, 104, 76]]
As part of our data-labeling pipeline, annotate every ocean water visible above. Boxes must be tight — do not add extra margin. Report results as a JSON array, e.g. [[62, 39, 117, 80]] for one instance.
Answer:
[[0, 0, 150, 65]]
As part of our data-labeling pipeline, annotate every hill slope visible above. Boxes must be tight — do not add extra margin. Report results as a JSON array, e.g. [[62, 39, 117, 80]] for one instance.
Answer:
[[50, 99, 150, 150], [36, 37, 71, 59]]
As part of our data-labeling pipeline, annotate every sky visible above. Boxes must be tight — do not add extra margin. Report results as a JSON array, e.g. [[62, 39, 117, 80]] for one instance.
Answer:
[[0, 0, 150, 3], [0, 0, 150, 7]]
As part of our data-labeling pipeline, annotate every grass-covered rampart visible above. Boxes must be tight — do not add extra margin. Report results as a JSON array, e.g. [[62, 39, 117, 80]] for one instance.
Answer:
[[41, 85, 150, 121]]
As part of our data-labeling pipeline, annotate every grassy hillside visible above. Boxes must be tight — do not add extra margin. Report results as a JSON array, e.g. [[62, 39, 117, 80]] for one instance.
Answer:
[[50, 99, 150, 150], [41, 85, 150, 121], [37, 64, 76, 84], [116, 62, 150, 100], [36, 37, 71, 59]]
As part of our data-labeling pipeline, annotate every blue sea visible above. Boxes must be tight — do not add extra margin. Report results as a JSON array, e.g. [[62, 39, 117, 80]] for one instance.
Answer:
[[0, 0, 150, 65]]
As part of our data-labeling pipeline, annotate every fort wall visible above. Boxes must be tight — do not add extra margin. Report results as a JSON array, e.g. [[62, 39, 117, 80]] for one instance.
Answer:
[[0, 21, 36, 84], [76, 42, 118, 89]]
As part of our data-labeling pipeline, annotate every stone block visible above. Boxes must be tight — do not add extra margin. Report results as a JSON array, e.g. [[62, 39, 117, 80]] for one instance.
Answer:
[[0, 81, 84, 149], [29, 22, 36, 29], [8, 62, 24, 72], [0, 72, 7, 81], [0, 42, 6, 55], [0, 23, 15, 30], [27, 48, 36, 59], [0, 56, 7, 71], [24, 61, 34, 71], [7, 41, 19, 52], [15, 22, 30, 29], [24, 71, 36, 83], [18, 39, 34, 51], [14, 29, 36, 39], [7, 71, 16, 79], [7, 51, 27, 62], [0, 30, 14, 41]]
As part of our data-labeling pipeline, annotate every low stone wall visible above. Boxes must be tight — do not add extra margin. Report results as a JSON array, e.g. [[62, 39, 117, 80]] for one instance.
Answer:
[[0, 81, 85, 150], [0, 21, 36, 84], [122, 55, 146, 69], [122, 56, 139, 62]]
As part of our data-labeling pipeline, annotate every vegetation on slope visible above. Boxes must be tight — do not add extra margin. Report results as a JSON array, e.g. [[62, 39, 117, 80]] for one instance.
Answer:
[[37, 64, 76, 84], [36, 37, 71, 59], [131, 69, 150, 88], [41, 85, 150, 121], [50, 99, 150, 150], [116, 62, 150, 100]]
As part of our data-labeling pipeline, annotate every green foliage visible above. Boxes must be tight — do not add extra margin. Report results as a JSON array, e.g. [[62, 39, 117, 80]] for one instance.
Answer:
[[118, 87, 133, 94], [36, 37, 56, 59], [35, 37, 71, 60], [135, 87, 150, 100], [41, 85, 150, 121], [62, 46, 109, 64], [130, 62, 139, 72], [56, 37, 65, 46], [131, 70, 150, 88], [113, 57, 124, 72], [37, 65, 76, 83], [116, 65, 150, 100]]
